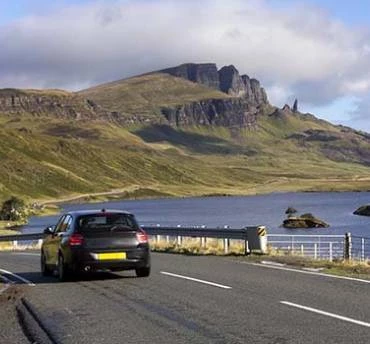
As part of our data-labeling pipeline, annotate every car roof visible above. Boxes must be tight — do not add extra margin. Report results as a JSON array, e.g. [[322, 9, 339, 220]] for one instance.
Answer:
[[66, 209, 133, 216]]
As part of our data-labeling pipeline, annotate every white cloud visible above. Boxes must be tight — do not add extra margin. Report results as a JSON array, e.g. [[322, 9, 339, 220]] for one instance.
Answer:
[[348, 95, 370, 133], [0, 0, 370, 129]]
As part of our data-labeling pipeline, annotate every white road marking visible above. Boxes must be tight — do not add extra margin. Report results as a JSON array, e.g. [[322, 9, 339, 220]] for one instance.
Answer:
[[250, 262, 370, 284], [160, 271, 232, 289], [302, 267, 325, 272], [281, 301, 370, 328], [0, 268, 35, 286], [12, 252, 40, 256], [261, 260, 286, 267]]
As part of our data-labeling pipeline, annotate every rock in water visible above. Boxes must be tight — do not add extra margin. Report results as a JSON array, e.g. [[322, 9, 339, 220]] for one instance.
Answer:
[[282, 214, 329, 228], [353, 205, 370, 216], [285, 207, 298, 215]]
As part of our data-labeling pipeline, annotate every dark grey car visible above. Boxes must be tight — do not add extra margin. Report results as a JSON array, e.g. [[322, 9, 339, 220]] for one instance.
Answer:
[[41, 209, 151, 281]]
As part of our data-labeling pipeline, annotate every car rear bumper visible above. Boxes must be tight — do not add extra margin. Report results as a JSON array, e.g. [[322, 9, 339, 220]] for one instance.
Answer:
[[68, 247, 150, 272]]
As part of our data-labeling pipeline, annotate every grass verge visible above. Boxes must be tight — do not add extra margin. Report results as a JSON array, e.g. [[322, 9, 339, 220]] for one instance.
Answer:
[[250, 255, 370, 280], [150, 237, 245, 256], [150, 238, 370, 280]]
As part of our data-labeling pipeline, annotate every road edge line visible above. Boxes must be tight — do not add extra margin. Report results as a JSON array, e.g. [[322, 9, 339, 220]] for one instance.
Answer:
[[0, 268, 35, 286], [249, 262, 370, 284], [0, 274, 12, 295], [280, 301, 370, 328]]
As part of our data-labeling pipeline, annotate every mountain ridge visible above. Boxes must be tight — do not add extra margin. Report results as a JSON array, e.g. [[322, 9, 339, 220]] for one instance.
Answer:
[[158, 62, 268, 106], [78, 62, 271, 128]]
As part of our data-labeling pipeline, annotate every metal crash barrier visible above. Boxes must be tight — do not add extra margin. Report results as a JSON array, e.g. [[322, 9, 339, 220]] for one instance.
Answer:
[[0, 226, 267, 255]]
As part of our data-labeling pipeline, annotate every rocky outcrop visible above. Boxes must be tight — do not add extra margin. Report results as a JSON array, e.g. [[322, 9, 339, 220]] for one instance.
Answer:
[[219, 65, 247, 96], [0, 88, 156, 125], [160, 63, 220, 90], [292, 99, 298, 113], [354, 205, 370, 216], [160, 98, 259, 128], [282, 213, 329, 228], [282, 104, 291, 112], [268, 106, 291, 121], [0, 89, 107, 120], [287, 129, 341, 142], [160, 63, 269, 106]]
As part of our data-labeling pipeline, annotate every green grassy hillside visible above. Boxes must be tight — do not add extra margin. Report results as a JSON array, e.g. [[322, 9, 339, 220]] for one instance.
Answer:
[[0, 109, 370, 204], [1, 70, 370, 204], [78, 73, 231, 115]]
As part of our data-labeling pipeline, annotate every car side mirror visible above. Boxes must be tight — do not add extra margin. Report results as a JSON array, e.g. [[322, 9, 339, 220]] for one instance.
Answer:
[[43, 226, 54, 235]]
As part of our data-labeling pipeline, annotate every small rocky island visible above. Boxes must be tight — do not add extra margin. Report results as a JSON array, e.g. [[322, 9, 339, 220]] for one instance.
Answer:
[[353, 205, 370, 216], [282, 209, 329, 229]]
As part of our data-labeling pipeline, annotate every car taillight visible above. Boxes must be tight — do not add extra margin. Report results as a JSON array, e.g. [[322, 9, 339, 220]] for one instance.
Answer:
[[68, 233, 84, 246], [136, 229, 148, 244]]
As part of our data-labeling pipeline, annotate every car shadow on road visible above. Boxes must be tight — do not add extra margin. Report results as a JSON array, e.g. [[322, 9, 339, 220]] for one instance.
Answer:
[[9, 271, 138, 285]]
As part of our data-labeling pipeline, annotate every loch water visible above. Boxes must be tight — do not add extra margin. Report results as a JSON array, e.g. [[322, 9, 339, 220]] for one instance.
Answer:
[[23, 192, 370, 237]]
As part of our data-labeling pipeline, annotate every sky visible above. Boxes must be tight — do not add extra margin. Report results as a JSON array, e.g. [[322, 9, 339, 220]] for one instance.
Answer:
[[0, 0, 370, 133]]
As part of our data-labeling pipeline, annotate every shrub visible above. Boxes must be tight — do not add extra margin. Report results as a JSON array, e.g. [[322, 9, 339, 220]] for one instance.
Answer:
[[0, 196, 27, 221]]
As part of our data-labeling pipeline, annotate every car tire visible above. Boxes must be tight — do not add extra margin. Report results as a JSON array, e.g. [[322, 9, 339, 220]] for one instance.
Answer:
[[58, 254, 70, 282], [41, 251, 53, 276], [135, 266, 151, 277]]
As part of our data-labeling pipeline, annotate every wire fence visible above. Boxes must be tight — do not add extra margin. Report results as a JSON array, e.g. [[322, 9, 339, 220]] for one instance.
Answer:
[[266, 234, 346, 261], [351, 236, 370, 261]]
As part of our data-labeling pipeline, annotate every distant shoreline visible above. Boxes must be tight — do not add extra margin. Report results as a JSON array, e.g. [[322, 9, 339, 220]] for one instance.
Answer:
[[35, 187, 370, 208]]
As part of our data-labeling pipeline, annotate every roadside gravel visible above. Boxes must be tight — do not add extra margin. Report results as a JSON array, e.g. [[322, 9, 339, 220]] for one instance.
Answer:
[[0, 285, 28, 344]]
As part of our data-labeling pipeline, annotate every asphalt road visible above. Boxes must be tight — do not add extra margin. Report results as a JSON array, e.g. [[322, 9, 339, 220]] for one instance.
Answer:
[[1, 251, 370, 344]]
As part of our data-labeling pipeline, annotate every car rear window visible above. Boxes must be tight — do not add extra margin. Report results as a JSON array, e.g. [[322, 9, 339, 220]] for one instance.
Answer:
[[76, 213, 139, 232]]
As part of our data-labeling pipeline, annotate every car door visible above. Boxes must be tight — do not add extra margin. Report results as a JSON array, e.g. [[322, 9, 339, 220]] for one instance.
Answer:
[[43, 215, 65, 265], [48, 215, 71, 266]]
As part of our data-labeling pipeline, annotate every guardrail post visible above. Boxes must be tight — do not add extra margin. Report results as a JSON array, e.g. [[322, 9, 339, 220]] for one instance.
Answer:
[[300, 244, 304, 257], [344, 232, 352, 260], [177, 236, 182, 246], [201, 237, 206, 249], [361, 238, 365, 262], [166, 235, 170, 244], [314, 243, 318, 260], [329, 242, 333, 262], [244, 229, 250, 255], [223, 239, 229, 254]]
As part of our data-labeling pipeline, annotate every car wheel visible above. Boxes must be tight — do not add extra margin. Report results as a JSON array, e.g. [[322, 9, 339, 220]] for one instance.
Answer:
[[41, 251, 53, 276], [58, 254, 70, 282], [135, 266, 150, 277]]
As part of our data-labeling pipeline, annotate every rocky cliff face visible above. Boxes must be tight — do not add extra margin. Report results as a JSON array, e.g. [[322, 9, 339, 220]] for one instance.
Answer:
[[156, 63, 270, 128], [0, 88, 173, 126], [0, 89, 107, 120], [160, 63, 220, 90], [160, 63, 269, 106], [161, 98, 258, 129]]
